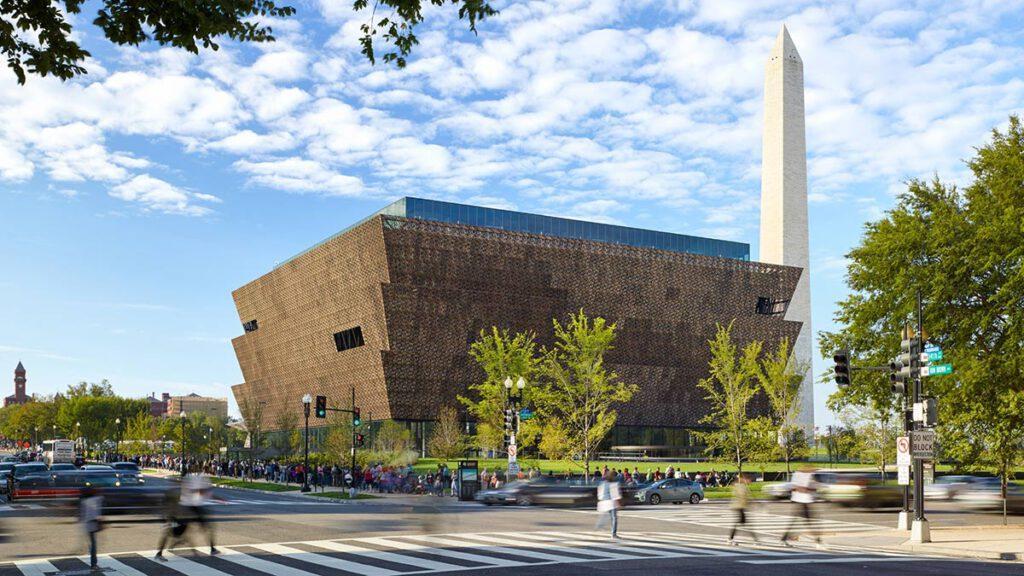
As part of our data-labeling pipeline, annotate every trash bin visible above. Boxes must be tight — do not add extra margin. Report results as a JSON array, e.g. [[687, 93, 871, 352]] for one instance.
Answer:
[[458, 460, 480, 502]]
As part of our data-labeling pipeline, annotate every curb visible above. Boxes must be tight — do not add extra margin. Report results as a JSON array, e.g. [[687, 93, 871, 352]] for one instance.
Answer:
[[802, 534, 1023, 562]]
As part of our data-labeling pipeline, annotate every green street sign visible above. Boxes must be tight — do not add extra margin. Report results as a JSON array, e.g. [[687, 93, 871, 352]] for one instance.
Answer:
[[927, 349, 943, 361], [926, 363, 953, 377]]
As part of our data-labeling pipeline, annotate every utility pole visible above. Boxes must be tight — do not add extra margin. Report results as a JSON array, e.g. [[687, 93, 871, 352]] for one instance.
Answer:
[[350, 386, 356, 482], [301, 394, 312, 492], [912, 288, 930, 542]]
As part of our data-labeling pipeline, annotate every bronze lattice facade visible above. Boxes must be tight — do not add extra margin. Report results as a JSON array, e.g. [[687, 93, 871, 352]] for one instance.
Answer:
[[231, 208, 803, 434]]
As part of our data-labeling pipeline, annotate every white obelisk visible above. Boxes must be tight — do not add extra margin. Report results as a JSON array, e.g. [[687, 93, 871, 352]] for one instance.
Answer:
[[760, 24, 814, 435]]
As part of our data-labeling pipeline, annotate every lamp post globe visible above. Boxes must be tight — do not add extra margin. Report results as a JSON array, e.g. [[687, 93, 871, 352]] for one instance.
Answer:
[[504, 377, 513, 389], [301, 394, 312, 492]]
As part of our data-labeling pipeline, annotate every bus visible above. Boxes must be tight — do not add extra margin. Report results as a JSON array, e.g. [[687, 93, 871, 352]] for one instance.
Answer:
[[42, 439, 75, 466]]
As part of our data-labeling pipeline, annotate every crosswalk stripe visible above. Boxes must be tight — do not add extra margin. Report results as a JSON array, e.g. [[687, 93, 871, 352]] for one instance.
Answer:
[[548, 531, 741, 557], [217, 547, 326, 576], [11, 561, 54, 576], [253, 543, 403, 576], [355, 536, 528, 567], [93, 555, 150, 576], [449, 534, 638, 560], [399, 534, 583, 564], [307, 539, 464, 572], [160, 551, 235, 576]]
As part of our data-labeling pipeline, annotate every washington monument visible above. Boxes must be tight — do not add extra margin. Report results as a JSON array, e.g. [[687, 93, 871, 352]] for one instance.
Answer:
[[760, 24, 814, 434]]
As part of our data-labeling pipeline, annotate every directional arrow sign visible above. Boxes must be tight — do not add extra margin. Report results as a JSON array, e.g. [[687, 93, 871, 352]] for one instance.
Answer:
[[924, 363, 953, 377]]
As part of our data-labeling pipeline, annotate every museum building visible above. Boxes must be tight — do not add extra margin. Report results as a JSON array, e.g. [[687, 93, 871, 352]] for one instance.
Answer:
[[230, 197, 803, 452]]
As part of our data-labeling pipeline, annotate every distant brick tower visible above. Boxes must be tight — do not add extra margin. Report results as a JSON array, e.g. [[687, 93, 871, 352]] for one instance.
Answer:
[[4, 361, 28, 407]]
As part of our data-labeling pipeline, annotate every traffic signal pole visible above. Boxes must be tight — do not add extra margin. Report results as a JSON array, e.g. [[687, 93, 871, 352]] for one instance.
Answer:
[[912, 289, 930, 542]]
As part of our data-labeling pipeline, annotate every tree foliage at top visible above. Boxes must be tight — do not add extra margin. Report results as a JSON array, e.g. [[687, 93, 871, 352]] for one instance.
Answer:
[[1, 0, 295, 84], [752, 337, 810, 475], [460, 326, 542, 451], [534, 310, 637, 477], [354, 0, 496, 68], [695, 321, 762, 474], [819, 115, 1024, 495]]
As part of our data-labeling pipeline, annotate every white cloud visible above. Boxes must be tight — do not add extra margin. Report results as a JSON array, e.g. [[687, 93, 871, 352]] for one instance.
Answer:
[[233, 157, 364, 195], [109, 175, 220, 216]]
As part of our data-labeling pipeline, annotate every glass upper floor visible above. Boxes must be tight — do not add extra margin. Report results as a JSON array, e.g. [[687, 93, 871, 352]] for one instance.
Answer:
[[277, 197, 749, 269], [381, 197, 749, 261]]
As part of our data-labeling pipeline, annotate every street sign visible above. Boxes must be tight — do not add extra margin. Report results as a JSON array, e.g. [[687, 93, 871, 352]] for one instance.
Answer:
[[898, 466, 910, 485], [896, 436, 911, 467], [911, 429, 936, 459], [923, 363, 953, 377], [913, 402, 924, 423], [923, 461, 935, 485], [507, 443, 517, 461], [927, 349, 943, 361], [519, 408, 533, 421], [507, 461, 520, 476]]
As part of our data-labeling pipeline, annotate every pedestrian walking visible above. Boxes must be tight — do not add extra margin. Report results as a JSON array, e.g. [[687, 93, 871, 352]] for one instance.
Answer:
[[728, 473, 757, 545], [80, 485, 103, 570], [594, 470, 622, 539], [180, 473, 219, 554], [155, 487, 186, 561], [781, 467, 821, 545]]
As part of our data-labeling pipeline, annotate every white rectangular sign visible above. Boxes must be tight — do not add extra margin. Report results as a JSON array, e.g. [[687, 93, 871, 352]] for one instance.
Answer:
[[913, 402, 924, 422], [898, 466, 910, 485], [896, 436, 911, 467]]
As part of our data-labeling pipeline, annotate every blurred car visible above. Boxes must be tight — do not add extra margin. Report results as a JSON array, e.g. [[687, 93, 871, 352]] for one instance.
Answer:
[[634, 478, 704, 505], [111, 462, 141, 473], [924, 475, 984, 501], [0, 462, 15, 497], [81, 464, 113, 471], [955, 480, 1024, 513], [476, 478, 601, 506], [48, 463, 77, 472], [764, 472, 840, 500], [11, 470, 166, 512], [821, 474, 903, 508]]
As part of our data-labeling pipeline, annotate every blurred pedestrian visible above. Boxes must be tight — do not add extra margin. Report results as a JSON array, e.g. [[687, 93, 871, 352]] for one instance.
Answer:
[[595, 470, 622, 539], [728, 473, 757, 545], [155, 487, 186, 561], [80, 485, 103, 570], [181, 473, 218, 554], [782, 467, 821, 546]]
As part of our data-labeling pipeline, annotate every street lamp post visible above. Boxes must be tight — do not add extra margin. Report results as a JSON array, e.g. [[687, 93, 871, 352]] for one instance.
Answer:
[[503, 376, 526, 481], [75, 422, 81, 455], [301, 394, 312, 493], [114, 417, 121, 461], [179, 411, 188, 477]]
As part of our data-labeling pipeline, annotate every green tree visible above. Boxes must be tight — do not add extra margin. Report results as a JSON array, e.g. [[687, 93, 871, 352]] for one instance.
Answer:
[[819, 116, 1024, 500], [123, 412, 159, 455], [238, 394, 266, 461], [427, 405, 467, 459], [695, 321, 762, 474], [273, 410, 299, 457], [373, 420, 413, 454], [535, 310, 636, 477], [1, 0, 295, 84], [355, 0, 497, 68], [754, 337, 810, 477], [839, 402, 898, 478], [461, 327, 542, 452]]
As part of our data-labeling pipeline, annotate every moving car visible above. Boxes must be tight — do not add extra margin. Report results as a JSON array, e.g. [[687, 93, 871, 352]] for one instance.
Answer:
[[821, 474, 903, 508], [955, 480, 1024, 513], [764, 472, 839, 500], [925, 475, 984, 501], [476, 477, 600, 506], [634, 478, 704, 505], [10, 470, 166, 512], [111, 462, 141, 473], [48, 463, 77, 471], [81, 464, 114, 471], [0, 462, 15, 496]]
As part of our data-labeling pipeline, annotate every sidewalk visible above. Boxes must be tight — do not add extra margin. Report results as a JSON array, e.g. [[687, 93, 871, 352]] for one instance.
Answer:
[[814, 525, 1024, 561]]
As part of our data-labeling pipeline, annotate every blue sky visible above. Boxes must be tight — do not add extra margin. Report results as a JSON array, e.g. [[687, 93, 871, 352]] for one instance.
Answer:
[[2, 0, 1023, 426]]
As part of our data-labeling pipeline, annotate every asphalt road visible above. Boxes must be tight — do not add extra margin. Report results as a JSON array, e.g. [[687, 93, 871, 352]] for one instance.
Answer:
[[1, 477, 1021, 575]]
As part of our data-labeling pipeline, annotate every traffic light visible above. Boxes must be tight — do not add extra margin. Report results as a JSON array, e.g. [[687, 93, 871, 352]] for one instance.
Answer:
[[832, 349, 851, 387], [315, 395, 327, 418], [353, 407, 361, 427], [923, 397, 938, 427], [503, 408, 514, 432], [354, 433, 365, 447], [889, 337, 919, 394]]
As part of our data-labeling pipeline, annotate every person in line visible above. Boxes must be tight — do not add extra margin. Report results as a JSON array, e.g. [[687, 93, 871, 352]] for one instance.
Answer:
[[782, 467, 821, 546], [728, 473, 757, 545], [594, 470, 622, 539], [181, 473, 219, 555], [80, 485, 103, 571]]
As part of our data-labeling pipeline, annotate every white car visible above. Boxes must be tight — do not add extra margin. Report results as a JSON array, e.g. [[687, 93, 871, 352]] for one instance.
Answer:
[[924, 475, 982, 501]]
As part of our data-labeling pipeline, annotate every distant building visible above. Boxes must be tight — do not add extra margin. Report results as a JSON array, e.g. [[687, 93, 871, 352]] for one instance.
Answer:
[[4, 362, 28, 407], [146, 392, 170, 417], [166, 393, 228, 420]]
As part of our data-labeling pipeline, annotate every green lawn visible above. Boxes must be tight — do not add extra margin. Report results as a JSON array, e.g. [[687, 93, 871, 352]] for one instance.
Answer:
[[210, 478, 300, 492], [703, 483, 770, 500], [308, 491, 380, 500], [413, 457, 866, 476]]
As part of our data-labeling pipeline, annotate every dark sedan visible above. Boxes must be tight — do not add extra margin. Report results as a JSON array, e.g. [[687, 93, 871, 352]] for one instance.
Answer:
[[11, 471, 166, 512], [476, 477, 646, 507]]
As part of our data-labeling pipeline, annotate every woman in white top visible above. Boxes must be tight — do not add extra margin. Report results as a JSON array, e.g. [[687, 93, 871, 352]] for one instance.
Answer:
[[595, 470, 622, 539]]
